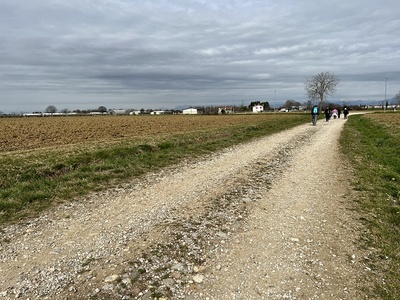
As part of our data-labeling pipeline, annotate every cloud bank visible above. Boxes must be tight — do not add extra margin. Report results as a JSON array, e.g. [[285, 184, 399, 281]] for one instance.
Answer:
[[1, 0, 400, 112]]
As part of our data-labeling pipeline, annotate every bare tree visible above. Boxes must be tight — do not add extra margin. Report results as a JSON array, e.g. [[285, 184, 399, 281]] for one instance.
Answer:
[[45, 105, 57, 114], [98, 106, 107, 113], [283, 99, 302, 110], [394, 91, 400, 106], [305, 72, 340, 102]]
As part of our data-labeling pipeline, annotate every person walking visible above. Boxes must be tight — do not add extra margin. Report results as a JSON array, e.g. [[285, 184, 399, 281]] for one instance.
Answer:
[[324, 107, 331, 122], [343, 106, 349, 119], [332, 108, 338, 119], [311, 104, 319, 126]]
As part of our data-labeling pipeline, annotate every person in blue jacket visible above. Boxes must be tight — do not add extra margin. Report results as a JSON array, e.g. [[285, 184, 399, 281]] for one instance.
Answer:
[[311, 104, 319, 126]]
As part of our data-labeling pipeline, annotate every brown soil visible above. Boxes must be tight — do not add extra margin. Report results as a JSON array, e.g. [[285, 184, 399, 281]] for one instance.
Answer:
[[0, 114, 292, 152]]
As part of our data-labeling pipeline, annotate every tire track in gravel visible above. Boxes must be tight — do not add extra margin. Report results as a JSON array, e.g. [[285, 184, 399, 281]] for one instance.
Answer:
[[0, 118, 367, 299]]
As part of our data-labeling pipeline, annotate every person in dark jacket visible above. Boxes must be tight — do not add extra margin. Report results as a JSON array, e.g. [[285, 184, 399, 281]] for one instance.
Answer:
[[324, 107, 331, 122], [343, 106, 349, 119]]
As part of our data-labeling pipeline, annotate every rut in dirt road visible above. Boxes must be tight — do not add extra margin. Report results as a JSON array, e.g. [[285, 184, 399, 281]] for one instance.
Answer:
[[0, 117, 368, 299]]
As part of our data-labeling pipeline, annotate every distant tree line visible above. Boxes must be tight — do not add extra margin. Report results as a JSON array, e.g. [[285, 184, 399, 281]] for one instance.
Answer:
[[45, 105, 109, 114], [14, 80, 400, 118]]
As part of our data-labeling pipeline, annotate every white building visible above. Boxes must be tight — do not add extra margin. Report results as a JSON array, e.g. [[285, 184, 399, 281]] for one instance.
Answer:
[[109, 109, 128, 115], [252, 105, 264, 113], [182, 108, 202, 115], [130, 111, 142, 115], [150, 110, 166, 115]]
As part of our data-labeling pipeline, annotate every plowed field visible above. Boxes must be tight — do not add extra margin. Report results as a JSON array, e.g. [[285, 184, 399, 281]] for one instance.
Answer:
[[0, 114, 295, 152]]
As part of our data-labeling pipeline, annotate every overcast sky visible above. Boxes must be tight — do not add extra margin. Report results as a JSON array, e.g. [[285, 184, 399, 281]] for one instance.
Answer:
[[1, 0, 400, 113]]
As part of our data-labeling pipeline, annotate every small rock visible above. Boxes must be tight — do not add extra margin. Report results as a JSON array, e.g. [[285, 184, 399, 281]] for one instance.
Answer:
[[162, 278, 175, 288], [172, 263, 184, 271], [102, 284, 114, 291], [217, 231, 228, 239], [170, 271, 181, 279], [193, 274, 204, 283], [104, 274, 119, 283], [130, 270, 140, 280]]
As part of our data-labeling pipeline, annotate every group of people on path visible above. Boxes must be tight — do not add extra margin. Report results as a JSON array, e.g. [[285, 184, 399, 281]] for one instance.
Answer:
[[311, 105, 349, 126]]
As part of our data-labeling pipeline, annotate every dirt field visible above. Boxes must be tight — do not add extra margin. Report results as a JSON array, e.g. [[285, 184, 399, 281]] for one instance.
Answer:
[[0, 114, 296, 152]]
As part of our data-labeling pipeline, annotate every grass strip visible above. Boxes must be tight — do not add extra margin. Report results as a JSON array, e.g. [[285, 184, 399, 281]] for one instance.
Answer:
[[340, 112, 400, 299], [0, 114, 309, 224]]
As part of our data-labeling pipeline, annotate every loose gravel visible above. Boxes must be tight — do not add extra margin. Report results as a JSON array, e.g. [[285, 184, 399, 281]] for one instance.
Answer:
[[0, 117, 370, 299]]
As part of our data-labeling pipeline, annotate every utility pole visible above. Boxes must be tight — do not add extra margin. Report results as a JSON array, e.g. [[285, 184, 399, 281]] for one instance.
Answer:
[[233, 93, 235, 113], [384, 78, 388, 111]]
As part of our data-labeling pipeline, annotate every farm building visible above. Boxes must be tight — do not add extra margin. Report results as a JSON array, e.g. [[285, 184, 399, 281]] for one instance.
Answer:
[[23, 113, 43, 117], [109, 109, 128, 115], [89, 112, 105, 115], [130, 111, 141, 115], [182, 108, 203, 115], [150, 110, 167, 115]]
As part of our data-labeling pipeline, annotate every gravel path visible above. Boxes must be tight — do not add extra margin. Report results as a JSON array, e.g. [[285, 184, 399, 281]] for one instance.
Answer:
[[0, 116, 369, 299]]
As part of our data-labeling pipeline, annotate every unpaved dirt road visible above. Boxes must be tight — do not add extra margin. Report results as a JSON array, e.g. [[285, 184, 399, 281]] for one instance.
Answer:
[[0, 116, 370, 299]]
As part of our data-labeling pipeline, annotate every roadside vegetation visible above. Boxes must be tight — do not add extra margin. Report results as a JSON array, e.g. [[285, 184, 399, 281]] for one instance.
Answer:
[[0, 113, 309, 225], [340, 112, 400, 299]]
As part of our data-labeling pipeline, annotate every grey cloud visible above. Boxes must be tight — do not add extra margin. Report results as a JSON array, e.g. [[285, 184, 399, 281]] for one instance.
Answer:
[[1, 0, 400, 113]]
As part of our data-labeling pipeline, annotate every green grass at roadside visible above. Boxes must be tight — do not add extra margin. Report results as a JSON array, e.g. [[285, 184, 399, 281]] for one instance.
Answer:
[[340, 112, 400, 299], [0, 114, 309, 225]]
